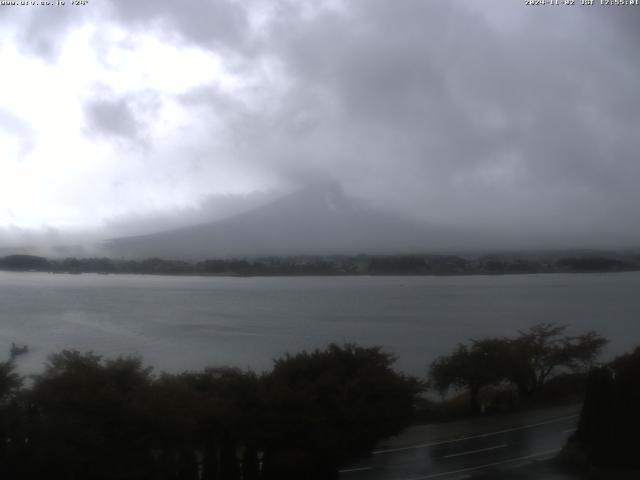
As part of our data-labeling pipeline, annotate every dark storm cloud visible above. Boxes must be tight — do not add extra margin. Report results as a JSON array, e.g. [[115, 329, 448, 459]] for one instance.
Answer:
[[104, 0, 251, 53], [6, 0, 640, 249], [90, 0, 640, 247], [84, 98, 139, 139], [6, 6, 93, 60], [83, 92, 160, 146], [3, 0, 249, 60], [187, 0, 640, 246]]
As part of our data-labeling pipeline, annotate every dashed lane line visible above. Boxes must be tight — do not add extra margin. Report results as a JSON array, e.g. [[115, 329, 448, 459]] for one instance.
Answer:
[[401, 448, 561, 480], [339, 466, 374, 473], [372, 414, 578, 455], [443, 443, 508, 459]]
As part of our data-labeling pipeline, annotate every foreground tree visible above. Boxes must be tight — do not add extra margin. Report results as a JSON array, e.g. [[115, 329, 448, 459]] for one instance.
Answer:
[[159, 367, 265, 480], [508, 323, 607, 398], [0, 343, 419, 480], [429, 324, 607, 413], [23, 351, 155, 480], [429, 338, 510, 414], [0, 361, 24, 478], [262, 343, 423, 480], [570, 346, 640, 469], [0, 360, 22, 402]]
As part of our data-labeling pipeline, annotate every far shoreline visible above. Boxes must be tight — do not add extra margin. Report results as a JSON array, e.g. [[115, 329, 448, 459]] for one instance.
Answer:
[[2, 268, 640, 280], [1, 251, 639, 278]]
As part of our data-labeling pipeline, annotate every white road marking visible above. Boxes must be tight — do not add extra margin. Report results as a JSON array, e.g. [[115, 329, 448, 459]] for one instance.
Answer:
[[373, 414, 578, 455], [339, 466, 373, 473], [443, 443, 508, 459], [401, 448, 561, 480], [563, 428, 576, 434]]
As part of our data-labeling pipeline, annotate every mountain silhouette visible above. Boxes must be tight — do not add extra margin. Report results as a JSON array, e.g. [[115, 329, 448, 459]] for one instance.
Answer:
[[105, 182, 444, 259]]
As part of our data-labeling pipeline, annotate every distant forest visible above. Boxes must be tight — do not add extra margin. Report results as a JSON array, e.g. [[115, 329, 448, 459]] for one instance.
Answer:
[[0, 252, 639, 276]]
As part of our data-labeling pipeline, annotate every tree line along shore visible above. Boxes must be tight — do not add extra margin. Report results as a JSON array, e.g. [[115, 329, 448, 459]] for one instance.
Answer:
[[1, 252, 640, 276], [1, 323, 638, 479]]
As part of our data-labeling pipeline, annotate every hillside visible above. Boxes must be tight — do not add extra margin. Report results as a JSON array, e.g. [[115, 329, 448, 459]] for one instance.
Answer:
[[104, 183, 444, 260]]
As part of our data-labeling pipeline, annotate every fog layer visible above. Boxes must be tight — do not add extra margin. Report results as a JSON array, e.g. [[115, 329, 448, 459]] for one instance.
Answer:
[[1, 1, 639, 251]]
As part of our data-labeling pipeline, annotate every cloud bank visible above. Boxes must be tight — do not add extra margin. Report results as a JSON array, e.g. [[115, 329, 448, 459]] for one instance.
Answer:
[[0, 0, 639, 249]]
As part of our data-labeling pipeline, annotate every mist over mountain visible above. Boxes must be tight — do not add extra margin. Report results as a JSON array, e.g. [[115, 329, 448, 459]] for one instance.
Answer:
[[105, 182, 452, 260], [3, 1, 640, 255]]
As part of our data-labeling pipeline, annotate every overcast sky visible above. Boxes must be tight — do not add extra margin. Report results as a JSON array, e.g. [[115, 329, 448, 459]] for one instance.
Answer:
[[0, 0, 639, 248]]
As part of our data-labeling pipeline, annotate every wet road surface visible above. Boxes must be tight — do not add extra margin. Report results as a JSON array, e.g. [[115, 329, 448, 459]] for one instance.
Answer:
[[339, 405, 580, 480]]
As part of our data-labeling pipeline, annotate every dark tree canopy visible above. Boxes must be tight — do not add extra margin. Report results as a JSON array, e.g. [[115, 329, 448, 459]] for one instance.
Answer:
[[510, 324, 607, 397], [262, 343, 423, 479], [26, 351, 155, 480], [573, 346, 640, 468], [0, 361, 22, 402], [429, 324, 607, 413], [0, 344, 421, 480], [429, 339, 511, 414]]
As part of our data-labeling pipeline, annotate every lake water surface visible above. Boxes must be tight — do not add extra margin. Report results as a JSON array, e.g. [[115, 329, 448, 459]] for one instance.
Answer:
[[1, 271, 639, 377]]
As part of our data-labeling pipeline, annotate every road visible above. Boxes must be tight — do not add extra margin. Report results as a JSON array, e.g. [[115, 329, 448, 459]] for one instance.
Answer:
[[339, 405, 581, 480]]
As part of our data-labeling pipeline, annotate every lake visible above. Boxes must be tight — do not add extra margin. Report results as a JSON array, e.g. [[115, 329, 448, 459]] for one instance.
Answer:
[[1, 271, 639, 377]]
